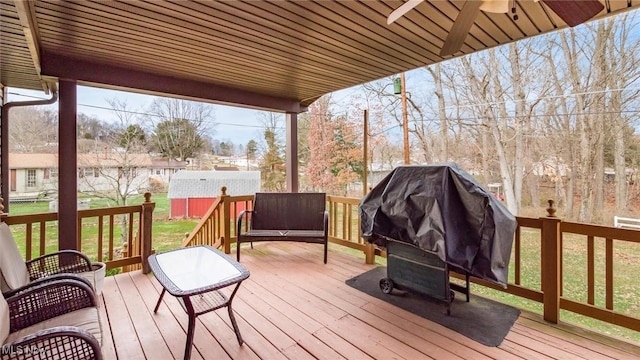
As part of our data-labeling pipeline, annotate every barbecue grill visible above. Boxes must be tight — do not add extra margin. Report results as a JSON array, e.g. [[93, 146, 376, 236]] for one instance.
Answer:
[[360, 164, 516, 314]]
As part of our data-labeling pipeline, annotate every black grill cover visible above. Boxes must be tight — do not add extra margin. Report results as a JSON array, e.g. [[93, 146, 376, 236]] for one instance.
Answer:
[[360, 164, 516, 286]]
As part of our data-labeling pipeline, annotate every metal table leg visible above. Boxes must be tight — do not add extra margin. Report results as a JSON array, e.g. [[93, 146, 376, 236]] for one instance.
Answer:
[[183, 297, 197, 360], [227, 282, 244, 345], [154, 288, 166, 313]]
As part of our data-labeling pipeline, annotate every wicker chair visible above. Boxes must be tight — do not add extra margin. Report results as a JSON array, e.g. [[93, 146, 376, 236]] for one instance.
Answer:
[[0, 223, 93, 297], [1, 278, 103, 360]]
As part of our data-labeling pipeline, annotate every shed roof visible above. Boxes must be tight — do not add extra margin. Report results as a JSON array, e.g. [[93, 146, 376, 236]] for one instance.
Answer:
[[167, 170, 261, 198]]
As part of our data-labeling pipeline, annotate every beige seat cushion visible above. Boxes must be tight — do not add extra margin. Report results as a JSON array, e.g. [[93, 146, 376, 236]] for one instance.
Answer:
[[5, 307, 102, 347], [0, 295, 8, 344], [0, 223, 29, 293]]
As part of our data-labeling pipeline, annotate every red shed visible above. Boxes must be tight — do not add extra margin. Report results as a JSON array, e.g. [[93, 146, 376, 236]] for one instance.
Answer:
[[167, 170, 261, 219]]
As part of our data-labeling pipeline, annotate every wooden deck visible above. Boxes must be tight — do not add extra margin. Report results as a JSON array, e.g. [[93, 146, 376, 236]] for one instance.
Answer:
[[99, 242, 640, 359]]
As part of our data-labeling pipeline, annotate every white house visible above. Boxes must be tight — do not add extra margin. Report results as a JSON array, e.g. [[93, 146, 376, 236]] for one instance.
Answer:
[[9, 152, 153, 200]]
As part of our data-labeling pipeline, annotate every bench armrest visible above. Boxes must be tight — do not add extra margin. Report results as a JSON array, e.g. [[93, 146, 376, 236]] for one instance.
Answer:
[[323, 210, 329, 235], [237, 209, 254, 236]]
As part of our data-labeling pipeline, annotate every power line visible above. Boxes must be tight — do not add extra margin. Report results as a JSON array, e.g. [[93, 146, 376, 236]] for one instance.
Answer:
[[7, 91, 268, 130]]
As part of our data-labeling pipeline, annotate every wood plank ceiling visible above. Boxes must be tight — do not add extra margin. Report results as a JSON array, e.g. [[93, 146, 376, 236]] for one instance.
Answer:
[[1, 0, 637, 112]]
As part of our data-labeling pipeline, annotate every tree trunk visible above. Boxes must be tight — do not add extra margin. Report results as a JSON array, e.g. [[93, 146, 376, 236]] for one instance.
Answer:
[[428, 64, 449, 162], [592, 21, 612, 221], [509, 44, 525, 213], [559, 30, 593, 222]]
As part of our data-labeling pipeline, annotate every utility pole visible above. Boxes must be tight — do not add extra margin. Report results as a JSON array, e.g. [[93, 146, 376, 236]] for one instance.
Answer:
[[401, 72, 409, 164]]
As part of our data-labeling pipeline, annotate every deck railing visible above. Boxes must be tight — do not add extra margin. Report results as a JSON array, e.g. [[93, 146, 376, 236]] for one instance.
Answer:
[[182, 191, 640, 333], [181, 186, 254, 253], [9, 188, 638, 333], [1, 193, 155, 273]]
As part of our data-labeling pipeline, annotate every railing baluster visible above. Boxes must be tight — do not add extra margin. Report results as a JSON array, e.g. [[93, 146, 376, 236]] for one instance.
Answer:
[[587, 235, 594, 305], [98, 215, 104, 262], [128, 212, 134, 256], [515, 225, 521, 285], [560, 231, 564, 297], [39, 221, 46, 258], [606, 237, 613, 310], [108, 215, 115, 261], [77, 218, 83, 251], [25, 223, 33, 261], [347, 203, 352, 241]]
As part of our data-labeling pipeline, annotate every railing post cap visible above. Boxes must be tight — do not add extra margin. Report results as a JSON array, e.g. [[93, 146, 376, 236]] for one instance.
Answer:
[[144, 192, 152, 203], [546, 199, 557, 217], [221, 186, 227, 196]]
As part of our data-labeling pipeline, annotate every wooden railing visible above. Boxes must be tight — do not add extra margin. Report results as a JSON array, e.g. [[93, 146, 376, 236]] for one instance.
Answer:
[[183, 192, 640, 333], [1, 193, 155, 273], [182, 186, 254, 254]]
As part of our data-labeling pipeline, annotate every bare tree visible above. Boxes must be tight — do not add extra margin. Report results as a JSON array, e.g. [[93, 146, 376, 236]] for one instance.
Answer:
[[78, 98, 151, 245], [427, 64, 449, 162], [78, 98, 149, 206], [8, 107, 57, 153], [147, 97, 216, 161], [257, 112, 286, 191]]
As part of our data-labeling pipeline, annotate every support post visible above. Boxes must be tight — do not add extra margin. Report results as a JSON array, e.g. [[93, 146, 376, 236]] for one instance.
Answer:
[[541, 199, 561, 323], [58, 80, 78, 250], [141, 192, 155, 274], [285, 112, 299, 193], [364, 243, 376, 265], [221, 187, 232, 254]]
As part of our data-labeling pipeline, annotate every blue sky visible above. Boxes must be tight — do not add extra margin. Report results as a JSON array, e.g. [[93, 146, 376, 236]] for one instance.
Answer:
[[7, 86, 280, 145], [7, 84, 363, 146]]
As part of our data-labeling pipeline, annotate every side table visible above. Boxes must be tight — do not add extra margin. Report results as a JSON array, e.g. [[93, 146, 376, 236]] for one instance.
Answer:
[[148, 245, 250, 360]]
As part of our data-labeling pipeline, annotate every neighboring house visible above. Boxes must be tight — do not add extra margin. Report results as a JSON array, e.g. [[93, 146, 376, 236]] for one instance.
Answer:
[[532, 157, 569, 182], [368, 162, 400, 187], [167, 170, 260, 219], [8, 153, 58, 198], [224, 157, 260, 170], [77, 152, 152, 194], [150, 158, 188, 185], [8, 152, 153, 199]]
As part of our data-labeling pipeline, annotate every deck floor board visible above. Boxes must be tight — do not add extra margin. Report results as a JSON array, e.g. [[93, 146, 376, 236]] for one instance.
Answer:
[[101, 242, 640, 359]]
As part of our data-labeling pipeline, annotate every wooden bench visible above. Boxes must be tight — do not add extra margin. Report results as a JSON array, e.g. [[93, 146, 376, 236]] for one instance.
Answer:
[[236, 192, 328, 263]]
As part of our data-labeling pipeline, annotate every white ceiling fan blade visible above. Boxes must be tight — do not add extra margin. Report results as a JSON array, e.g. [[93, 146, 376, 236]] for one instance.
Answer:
[[387, 0, 425, 25], [440, 0, 483, 56]]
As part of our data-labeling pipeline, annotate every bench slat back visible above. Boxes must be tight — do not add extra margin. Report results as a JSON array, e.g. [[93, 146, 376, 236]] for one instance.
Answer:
[[251, 193, 326, 231]]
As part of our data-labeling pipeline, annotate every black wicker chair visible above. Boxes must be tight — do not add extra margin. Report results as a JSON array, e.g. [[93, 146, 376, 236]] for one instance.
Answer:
[[0, 223, 93, 296], [1, 278, 103, 360]]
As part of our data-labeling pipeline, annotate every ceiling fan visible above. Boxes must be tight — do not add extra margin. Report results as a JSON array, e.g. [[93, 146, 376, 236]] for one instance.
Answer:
[[387, 0, 605, 57]]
